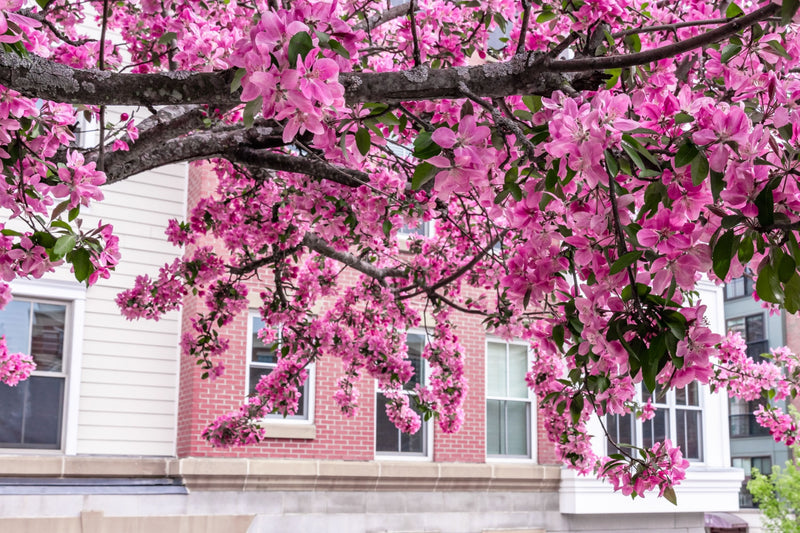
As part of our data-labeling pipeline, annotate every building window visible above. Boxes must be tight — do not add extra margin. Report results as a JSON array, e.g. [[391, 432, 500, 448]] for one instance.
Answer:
[[397, 220, 431, 238], [726, 314, 768, 361], [375, 332, 428, 456], [247, 314, 311, 420], [0, 299, 68, 449], [486, 340, 533, 458], [725, 274, 754, 300], [606, 383, 703, 461], [733, 456, 772, 508]]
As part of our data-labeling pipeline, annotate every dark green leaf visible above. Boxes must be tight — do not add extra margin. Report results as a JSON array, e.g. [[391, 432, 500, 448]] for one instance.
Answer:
[[621, 143, 645, 171], [767, 40, 792, 59], [287, 31, 313, 68], [604, 150, 619, 177], [720, 44, 741, 63], [712, 229, 736, 281], [784, 274, 800, 314], [691, 152, 709, 185], [242, 96, 263, 129], [355, 128, 371, 156], [778, 252, 796, 283], [726, 3, 744, 18], [673, 112, 694, 125], [328, 39, 351, 59], [69, 248, 92, 283], [33, 231, 56, 248], [413, 131, 441, 159], [738, 237, 754, 264], [553, 324, 565, 348], [756, 263, 783, 304], [755, 182, 776, 228], [536, 10, 557, 23], [783, 0, 800, 26], [710, 170, 725, 202], [68, 207, 80, 222], [674, 142, 699, 167], [411, 162, 438, 190], [570, 394, 584, 425], [382, 219, 392, 238], [663, 486, 678, 506], [610, 250, 641, 275]]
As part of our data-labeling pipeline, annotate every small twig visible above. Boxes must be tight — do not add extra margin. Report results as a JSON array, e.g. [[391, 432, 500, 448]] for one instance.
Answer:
[[611, 17, 732, 38], [517, 0, 532, 55], [408, 0, 422, 67]]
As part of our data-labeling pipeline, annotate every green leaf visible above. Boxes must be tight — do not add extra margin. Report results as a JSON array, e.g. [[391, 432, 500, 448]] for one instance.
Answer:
[[69, 248, 92, 283], [784, 274, 800, 314], [570, 395, 584, 425], [242, 96, 263, 128], [604, 150, 619, 177], [230, 68, 247, 94], [783, 0, 800, 26], [287, 31, 314, 68], [604, 68, 622, 89], [610, 250, 641, 275], [778, 252, 796, 284], [767, 40, 792, 60], [726, 3, 744, 18], [536, 10, 557, 23], [756, 263, 783, 304], [328, 39, 351, 59], [720, 43, 741, 64], [674, 142, 699, 168], [621, 143, 646, 171], [663, 486, 678, 506], [642, 333, 665, 393], [710, 170, 725, 202], [738, 236, 754, 264], [53, 234, 76, 257], [355, 128, 371, 156], [691, 152, 709, 186], [755, 182, 776, 228], [712, 229, 736, 281], [413, 131, 441, 159], [33, 231, 56, 248], [68, 207, 80, 222], [522, 95, 542, 112], [382, 219, 392, 238], [411, 162, 438, 190], [624, 33, 641, 53], [553, 324, 565, 348], [157, 31, 177, 45], [673, 112, 694, 125], [0, 229, 21, 237]]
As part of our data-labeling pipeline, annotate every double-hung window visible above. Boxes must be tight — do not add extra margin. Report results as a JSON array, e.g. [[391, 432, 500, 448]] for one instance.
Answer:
[[375, 332, 428, 456], [0, 298, 69, 449], [726, 314, 768, 361], [246, 314, 311, 421], [607, 383, 703, 461], [486, 340, 534, 458]]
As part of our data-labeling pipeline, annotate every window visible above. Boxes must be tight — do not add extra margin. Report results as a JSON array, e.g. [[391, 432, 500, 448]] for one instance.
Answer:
[[733, 456, 772, 508], [247, 314, 311, 420], [725, 275, 754, 300], [726, 314, 768, 361], [486, 340, 534, 458], [0, 299, 68, 449], [375, 332, 428, 456], [606, 383, 703, 461], [397, 220, 431, 238]]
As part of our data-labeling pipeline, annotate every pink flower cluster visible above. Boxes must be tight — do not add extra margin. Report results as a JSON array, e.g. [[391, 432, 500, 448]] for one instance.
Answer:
[[0, 336, 35, 386], [599, 439, 689, 499]]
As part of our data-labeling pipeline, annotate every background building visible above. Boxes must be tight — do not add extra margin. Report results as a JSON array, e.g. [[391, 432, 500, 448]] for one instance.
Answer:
[[0, 163, 744, 533]]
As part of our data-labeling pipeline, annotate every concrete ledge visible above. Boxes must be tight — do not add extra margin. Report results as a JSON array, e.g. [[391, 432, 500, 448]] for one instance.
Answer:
[[177, 458, 561, 492], [0, 510, 254, 533], [0, 456, 171, 478]]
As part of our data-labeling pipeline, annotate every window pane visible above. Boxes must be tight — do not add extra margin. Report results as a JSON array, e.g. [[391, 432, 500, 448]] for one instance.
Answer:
[[727, 317, 746, 340], [676, 409, 702, 460], [487, 342, 507, 396], [251, 317, 277, 364], [486, 399, 502, 455], [726, 277, 744, 299], [746, 315, 764, 342], [375, 393, 424, 454], [642, 409, 668, 448], [24, 376, 64, 447], [31, 303, 65, 372], [0, 381, 26, 445], [0, 300, 31, 355], [406, 333, 425, 389], [248, 366, 272, 396], [0, 376, 63, 449], [675, 384, 698, 406], [506, 400, 529, 456], [508, 344, 529, 398], [607, 412, 635, 453]]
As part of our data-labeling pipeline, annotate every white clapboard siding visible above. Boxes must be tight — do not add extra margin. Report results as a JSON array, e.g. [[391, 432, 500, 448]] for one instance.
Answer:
[[76, 162, 187, 456]]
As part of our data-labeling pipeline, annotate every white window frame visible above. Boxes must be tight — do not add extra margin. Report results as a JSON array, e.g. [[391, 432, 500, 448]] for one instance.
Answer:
[[245, 312, 315, 424], [2, 279, 86, 455], [605, 383, 705, 463], [485, 338, 537, 462], [374, 330, 433, 461]]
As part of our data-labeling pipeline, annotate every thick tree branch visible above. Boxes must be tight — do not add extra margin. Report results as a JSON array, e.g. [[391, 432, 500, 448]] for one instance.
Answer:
[[0, 3, 777, 107], [228, 148, 371, 188], [302, 234, 407, 283], [356, 2, 411, 31]]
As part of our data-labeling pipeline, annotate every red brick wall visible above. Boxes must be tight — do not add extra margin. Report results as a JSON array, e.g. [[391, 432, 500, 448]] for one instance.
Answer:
[[176, 164, 557, 464]]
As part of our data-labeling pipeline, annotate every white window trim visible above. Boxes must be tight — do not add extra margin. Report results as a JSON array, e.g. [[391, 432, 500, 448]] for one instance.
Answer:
[[485, 337, 537, 463], [244, 312, 315, 425], [375, 329, 434, 461], [605, 383, 706, 464], [7, 278, 86, 455]]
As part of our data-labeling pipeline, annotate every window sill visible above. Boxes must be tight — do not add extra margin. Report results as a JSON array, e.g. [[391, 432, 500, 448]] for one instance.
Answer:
[[261, 423, 315, 440]]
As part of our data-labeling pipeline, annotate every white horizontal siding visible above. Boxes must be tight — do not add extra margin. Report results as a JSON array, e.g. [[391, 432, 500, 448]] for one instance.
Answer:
[[75, 165, 187, 457]]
